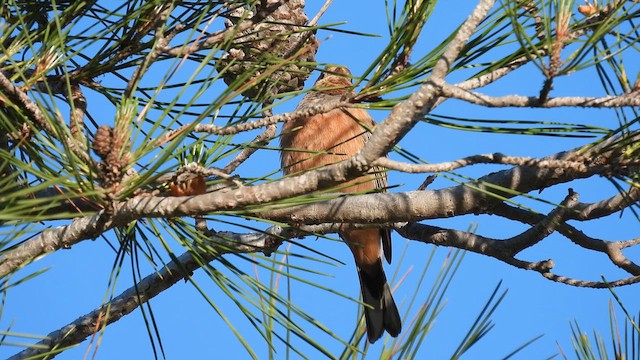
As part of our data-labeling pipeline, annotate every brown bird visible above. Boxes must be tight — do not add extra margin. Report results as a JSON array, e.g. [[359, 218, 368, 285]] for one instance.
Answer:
[[280, 66, 401, 343]]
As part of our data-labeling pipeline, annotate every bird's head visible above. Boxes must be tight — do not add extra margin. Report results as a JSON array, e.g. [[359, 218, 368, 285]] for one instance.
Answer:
[[314, 65, 353, 94]]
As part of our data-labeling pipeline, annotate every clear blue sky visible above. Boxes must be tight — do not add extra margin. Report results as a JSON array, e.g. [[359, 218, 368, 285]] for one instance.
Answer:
[[2, 1, 639, 359]]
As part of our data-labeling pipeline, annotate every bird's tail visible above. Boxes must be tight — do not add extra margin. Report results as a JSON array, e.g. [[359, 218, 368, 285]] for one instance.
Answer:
[[358, 259, 402, 343]]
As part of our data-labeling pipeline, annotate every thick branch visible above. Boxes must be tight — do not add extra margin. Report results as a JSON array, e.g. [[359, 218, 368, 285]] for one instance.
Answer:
[[0, 71, 53, 133], [0, 147, 396, 278], [492, 203, 640, 276], [0, 213, 113, 278], [358, 0, 497, 164], [1, 132, 629, 279], [396, 221, 640, 288], [11, 183, 640, 357], [500, 189, 579, 255], [261, 147, 605, 225], [8, 247, 220, 358], [7, 225, 288, 360]]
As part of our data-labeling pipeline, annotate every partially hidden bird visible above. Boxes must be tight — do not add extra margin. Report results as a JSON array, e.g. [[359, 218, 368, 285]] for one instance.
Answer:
[[280, 66, 401, 343]]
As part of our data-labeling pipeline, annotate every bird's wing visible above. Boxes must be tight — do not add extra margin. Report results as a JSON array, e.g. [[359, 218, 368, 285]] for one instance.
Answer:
[[353, 110, 393, 264]]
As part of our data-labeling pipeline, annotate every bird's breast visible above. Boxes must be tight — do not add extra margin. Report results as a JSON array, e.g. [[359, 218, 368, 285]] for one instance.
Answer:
[[280, 108, 376, 193]]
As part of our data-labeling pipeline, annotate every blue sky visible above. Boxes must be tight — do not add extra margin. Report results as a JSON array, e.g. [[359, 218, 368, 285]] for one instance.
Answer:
[[2, 1, 640, 359]]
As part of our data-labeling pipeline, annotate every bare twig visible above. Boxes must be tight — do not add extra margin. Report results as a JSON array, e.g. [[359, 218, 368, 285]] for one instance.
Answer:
[[491, 202, 640, 276], [374, 153, 590, 173], [441, 83, 640, 108], [222, 124, 278, 175], [396, 220, 640, 288], [158, 98, 349, 145], [125, 4, 175, 97], [501, 189, 579, 254], [162, 2, 282, 57]]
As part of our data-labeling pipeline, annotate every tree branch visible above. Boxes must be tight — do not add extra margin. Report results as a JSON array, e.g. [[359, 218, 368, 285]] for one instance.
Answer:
[[491, 203, 640, 276], [0, 71, 53, 133], [6, 225, 292, 360], [3, 128, 634, 279], [158, 98, 350, 144], [442, 83, 640, 108], [500, 189, 579, 254], [358, 0, 497, 165], [374, 153, 590, 173]]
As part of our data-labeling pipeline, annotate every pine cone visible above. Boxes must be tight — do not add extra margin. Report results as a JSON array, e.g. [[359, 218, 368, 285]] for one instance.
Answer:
[[93, 125, 113, 159], [216, 0, 317, 99]]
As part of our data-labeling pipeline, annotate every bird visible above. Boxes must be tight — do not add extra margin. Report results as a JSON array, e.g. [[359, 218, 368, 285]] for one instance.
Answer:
[[279, 65, 401, 343]]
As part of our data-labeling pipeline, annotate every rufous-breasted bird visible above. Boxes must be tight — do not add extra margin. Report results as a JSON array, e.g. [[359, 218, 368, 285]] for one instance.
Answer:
[[280, 66, 401, 343]]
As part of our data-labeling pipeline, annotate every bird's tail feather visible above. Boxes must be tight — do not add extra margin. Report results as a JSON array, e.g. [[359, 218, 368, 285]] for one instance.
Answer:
[[358, 259, 401, 343]]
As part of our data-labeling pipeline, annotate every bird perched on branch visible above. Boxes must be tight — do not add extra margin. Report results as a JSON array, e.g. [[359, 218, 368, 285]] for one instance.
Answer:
[[280, 66, 401, 343]]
